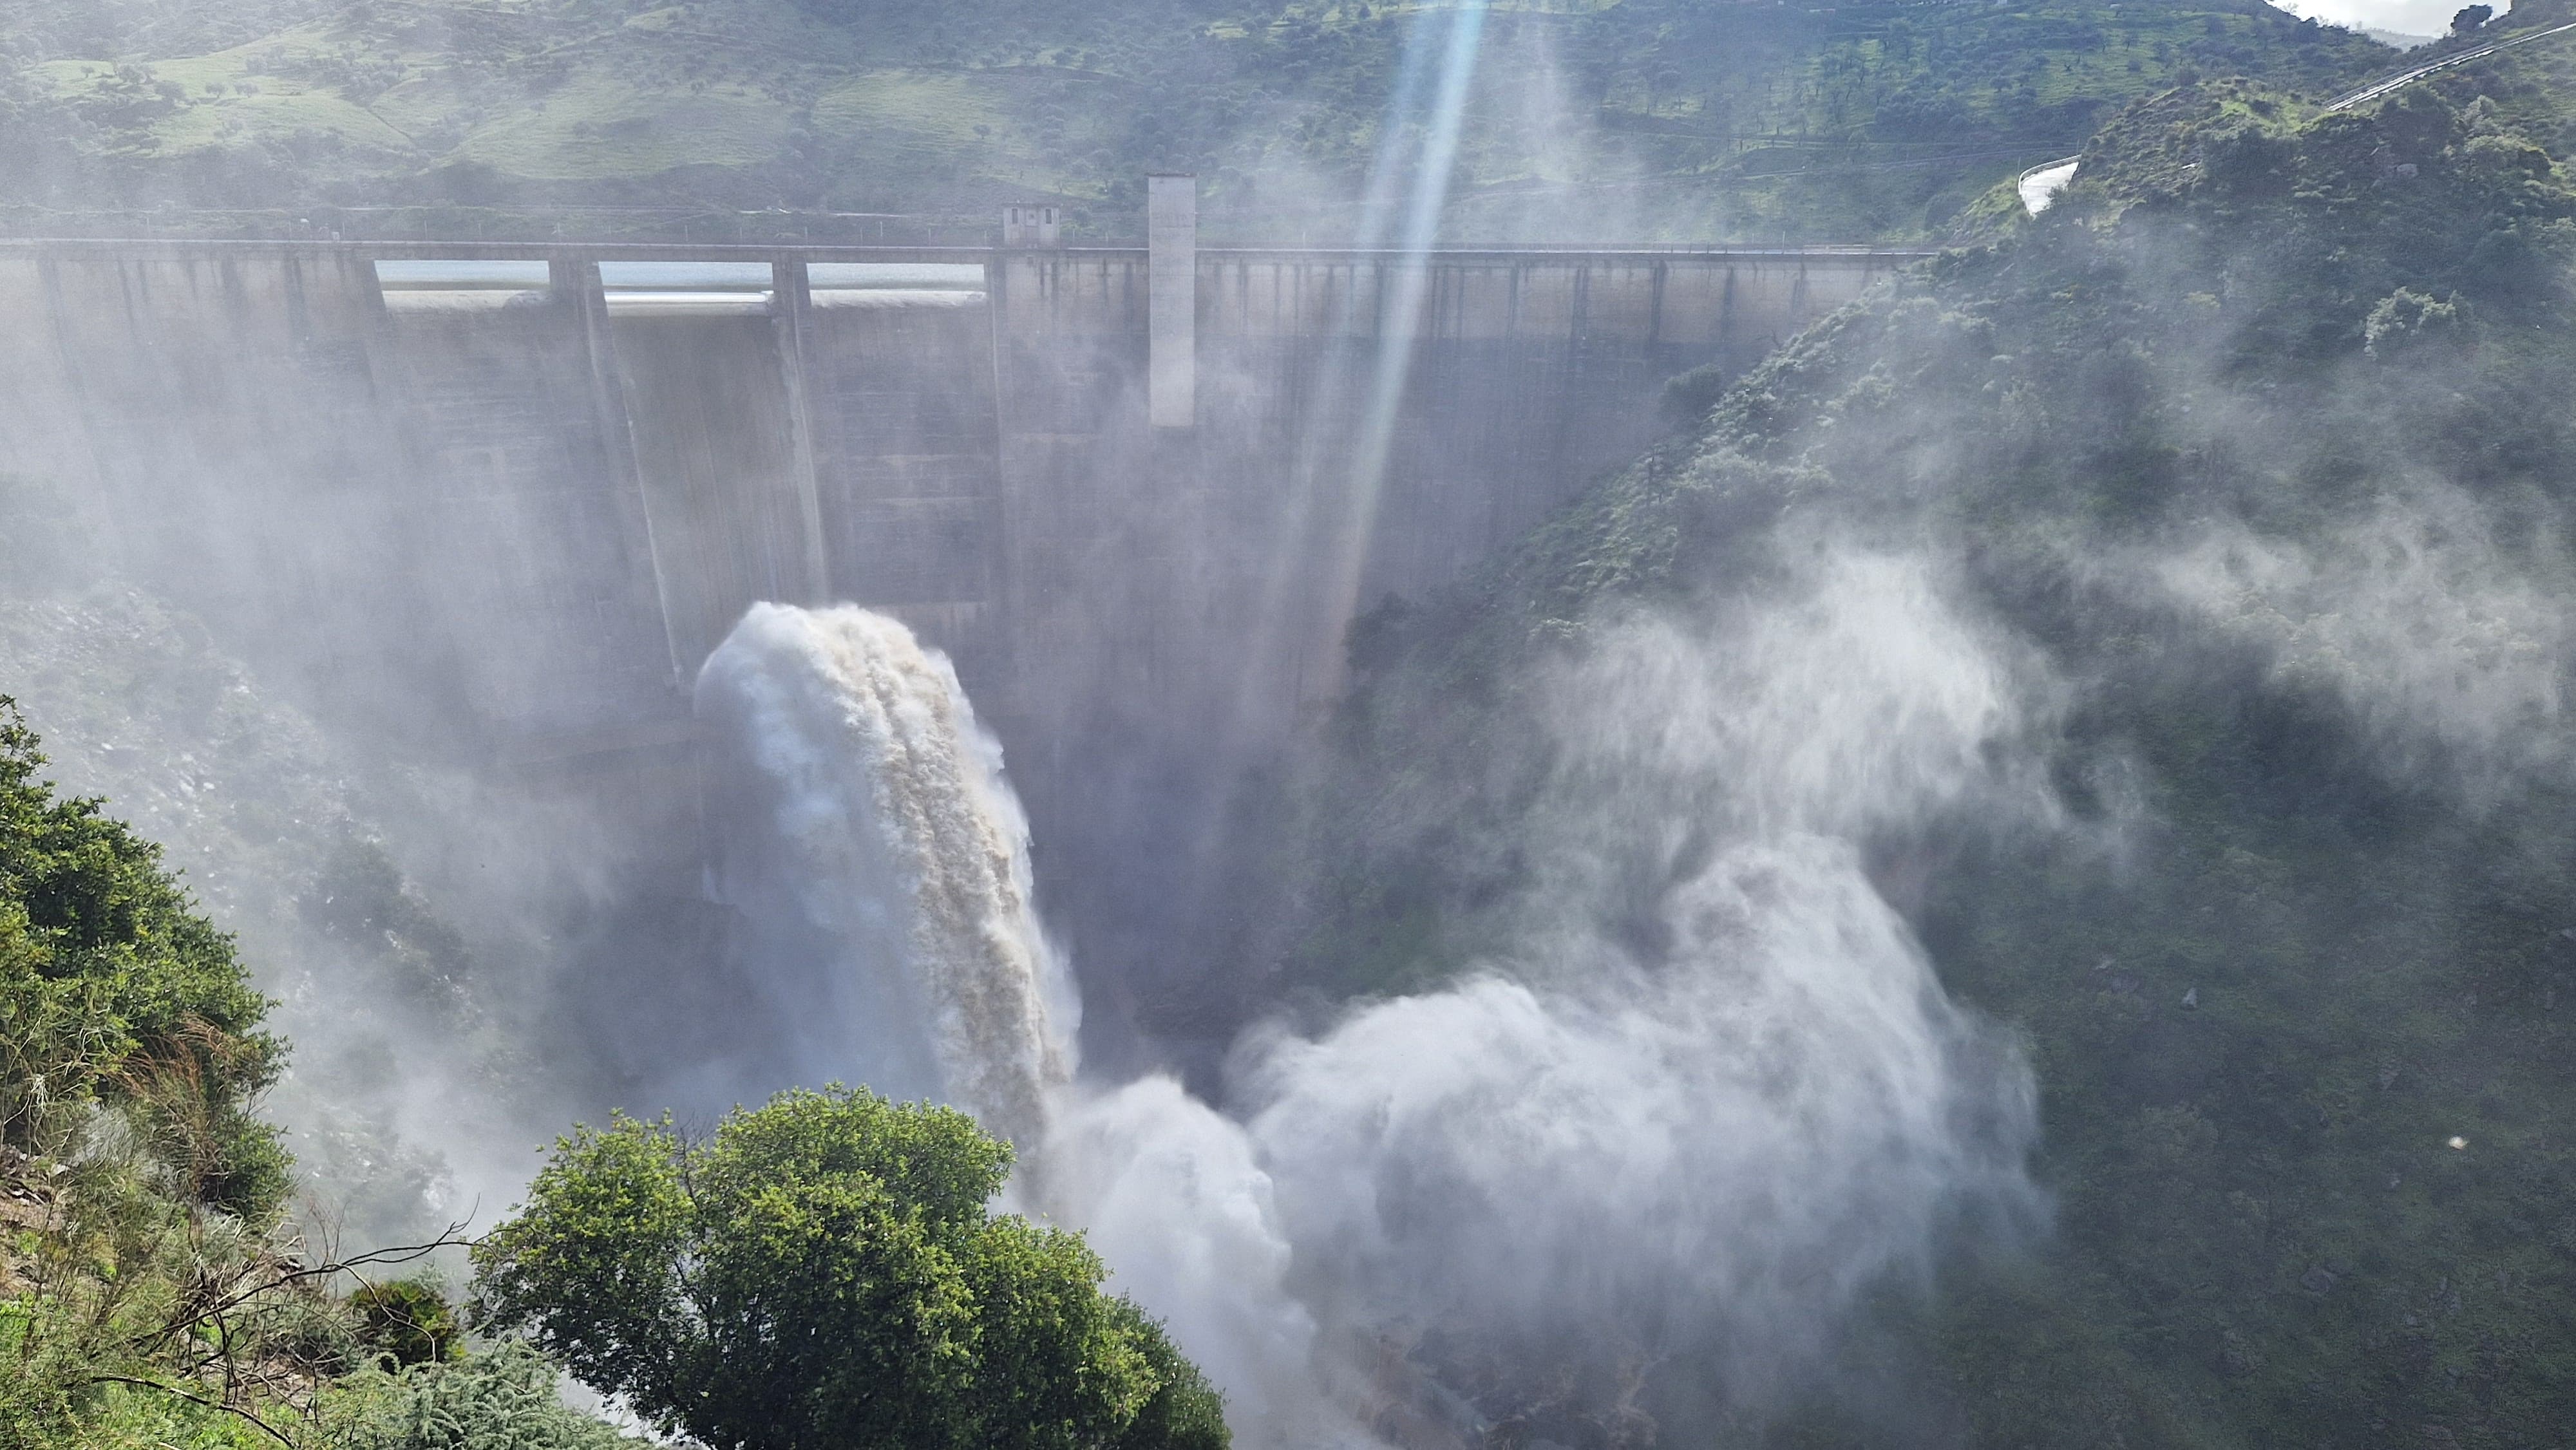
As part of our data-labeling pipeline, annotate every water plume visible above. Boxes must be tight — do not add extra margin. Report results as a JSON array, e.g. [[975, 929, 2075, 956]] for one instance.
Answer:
[[694, 603, 1076, 1150], [1067, 555, 2042, 1438], [696, 603, 1346, 1442], [1234, 551, 2044, 1418], [1043, 1077, 1330, 1445], [705, 561, 2046, 1444]]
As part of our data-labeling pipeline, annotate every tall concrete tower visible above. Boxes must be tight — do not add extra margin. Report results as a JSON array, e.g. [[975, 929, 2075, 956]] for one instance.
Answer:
[[1148, 174, 1197, 429]]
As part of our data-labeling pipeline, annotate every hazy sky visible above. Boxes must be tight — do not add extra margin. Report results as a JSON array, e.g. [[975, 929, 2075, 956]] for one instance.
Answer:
[[2274, 0, 2496, 39]]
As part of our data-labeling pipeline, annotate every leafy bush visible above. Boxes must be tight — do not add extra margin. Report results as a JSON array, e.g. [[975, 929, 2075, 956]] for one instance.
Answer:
[[317, 1340, 638, 1450], [474, 1086, 1228, 1450], [1, 1101, 340, 1450], [0, 697, 287, 1223], [0, 706, 609, 1450], [350, 1277, 463, 1370], [2362, 285, 2464, 355]]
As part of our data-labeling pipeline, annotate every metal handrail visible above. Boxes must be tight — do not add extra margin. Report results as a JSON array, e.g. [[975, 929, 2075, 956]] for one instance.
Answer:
[[0, 238, 1941, 265], [2323, 17, 2576, 111]]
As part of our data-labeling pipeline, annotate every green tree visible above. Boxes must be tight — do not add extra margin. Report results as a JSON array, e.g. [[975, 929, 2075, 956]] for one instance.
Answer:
[[471, 1086, 1228, 1450]]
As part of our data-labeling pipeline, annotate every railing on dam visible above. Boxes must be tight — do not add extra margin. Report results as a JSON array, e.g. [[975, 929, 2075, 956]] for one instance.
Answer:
[[0, 238, 1935, 259], [1, 237, 1933, 343], [1, 236, 1933, 327]]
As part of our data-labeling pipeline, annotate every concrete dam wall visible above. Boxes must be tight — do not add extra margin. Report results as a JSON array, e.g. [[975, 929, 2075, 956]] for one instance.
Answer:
[[0, 223, 1924, 1057]]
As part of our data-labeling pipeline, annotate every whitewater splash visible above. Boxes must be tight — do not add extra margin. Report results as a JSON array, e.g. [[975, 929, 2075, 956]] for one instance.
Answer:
[[697, 570, 2043, 1447], [694, 603, 1077, 1151], [695, 601, 1325, 1441]]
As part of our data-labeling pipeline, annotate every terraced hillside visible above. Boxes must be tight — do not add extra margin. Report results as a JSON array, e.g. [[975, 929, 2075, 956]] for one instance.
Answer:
[[0, 0, 2399, 241]]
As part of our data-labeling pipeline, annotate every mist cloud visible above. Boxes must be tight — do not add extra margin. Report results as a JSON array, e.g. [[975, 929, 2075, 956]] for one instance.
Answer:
[[1051, 549, 2050, 1440], [2138, 489, 2576, 794], [0, 586, 548, 1248]]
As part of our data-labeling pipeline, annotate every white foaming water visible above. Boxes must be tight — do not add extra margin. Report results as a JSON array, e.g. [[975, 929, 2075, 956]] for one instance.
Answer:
[[1043, 1078, 1330, 1442], [695, 603, 1077, 1150], [697, 603, 1326, 1438], [702, 566, 2045, 1446], [1080, 554, 2044, 1430]]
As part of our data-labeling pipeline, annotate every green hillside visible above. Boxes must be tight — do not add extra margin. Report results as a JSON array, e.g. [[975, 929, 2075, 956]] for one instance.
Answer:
[[1283, 24, 2576, 1442], [0, 0, 2398, 241]]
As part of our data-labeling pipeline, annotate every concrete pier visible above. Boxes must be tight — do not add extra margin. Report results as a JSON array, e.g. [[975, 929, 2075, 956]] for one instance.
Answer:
[[1148, 176, 1198, 430]]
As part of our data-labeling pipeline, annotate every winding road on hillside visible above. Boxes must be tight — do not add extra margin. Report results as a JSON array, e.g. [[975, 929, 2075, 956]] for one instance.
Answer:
[[2021, 16, 2576, 214], [2322, 16, 2576, 110]]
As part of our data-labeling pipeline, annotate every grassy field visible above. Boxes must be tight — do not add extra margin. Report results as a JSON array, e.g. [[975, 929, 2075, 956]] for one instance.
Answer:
[[0, 0, 2403, 241]]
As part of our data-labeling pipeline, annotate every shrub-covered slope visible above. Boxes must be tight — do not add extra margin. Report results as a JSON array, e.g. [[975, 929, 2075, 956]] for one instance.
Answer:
[[0, 699, 636, 1450], [1289, 58, 2576, 1447], [0, 697, 289, 1223]]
